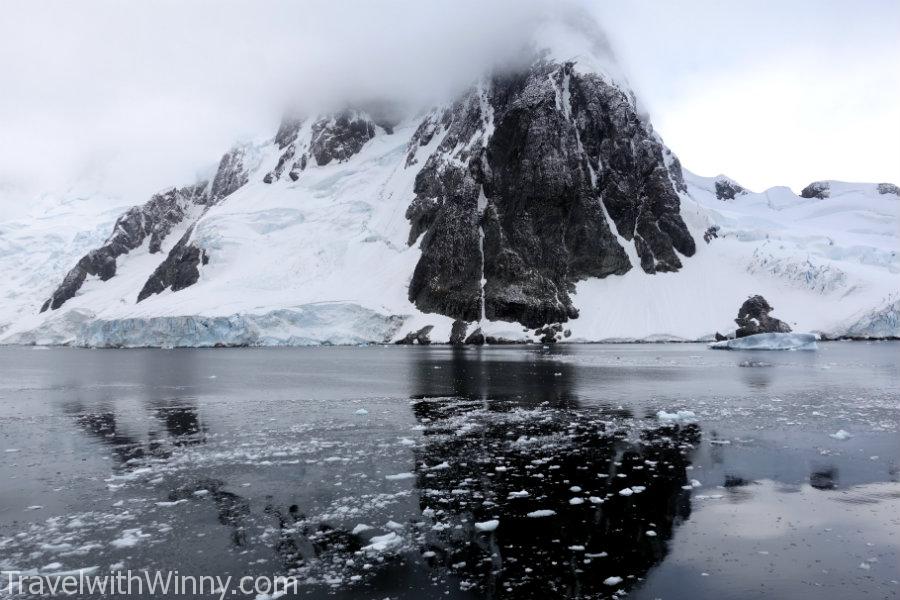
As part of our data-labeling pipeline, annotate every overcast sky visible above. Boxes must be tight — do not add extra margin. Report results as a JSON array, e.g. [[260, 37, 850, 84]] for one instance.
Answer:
[[0, 0, 897, 215]]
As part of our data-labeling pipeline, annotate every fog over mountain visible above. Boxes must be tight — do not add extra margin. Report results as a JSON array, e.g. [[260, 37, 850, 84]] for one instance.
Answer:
[[0, 0, 897, 220]]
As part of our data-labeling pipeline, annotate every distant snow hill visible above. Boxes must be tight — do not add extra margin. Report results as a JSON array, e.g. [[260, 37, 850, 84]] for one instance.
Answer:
[[1, 18, 897, 347]]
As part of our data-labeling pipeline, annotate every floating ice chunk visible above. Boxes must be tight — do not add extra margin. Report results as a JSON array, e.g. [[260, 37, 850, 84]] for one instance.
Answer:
[[568, 545, 585, 551], [354, 409, 369, 415], [5, 448, 20, 453], [385, 520, 403, 530], [646, 530, 657, 537], [255, 591, 287, 600], [830, 429, 852, 440], [25, 505, 43, 511], [109, 562, 125, 571], [155, 499, 188, 507], [508, 490, 530, 499], [657, 410, 697, 423], [569, 497, 585, 505], [709, 332, 817, 351], [397, 437, 416, 446], [428, 462, 450, 470], [474, 519, 499, 532], [589, 496, 603, 504], [363, 532, 402, 552], [569, 486, 582, 492], [41, 562, 63, 572], [618, 488, 634, 496], [385, 472, 415, 481], [351, 524, 373, 535], [526, 509, 556, 518], [110, 529, 150, 548], [603, 576, 623, 586]]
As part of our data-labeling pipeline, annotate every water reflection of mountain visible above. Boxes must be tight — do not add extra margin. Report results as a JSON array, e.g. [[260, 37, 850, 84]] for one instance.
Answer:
[[408, 349, 701, 598]]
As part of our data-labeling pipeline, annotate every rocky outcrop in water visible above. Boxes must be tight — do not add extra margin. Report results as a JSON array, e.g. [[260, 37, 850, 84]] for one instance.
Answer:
[[394, 325, 434, 345], [137, 226, 208, 302], [405, 59, 695, 328], [464, 327, 485, 345], [449, 320, 468, 345], [800, 181, 830, 199], [734, 295, 792, 338]]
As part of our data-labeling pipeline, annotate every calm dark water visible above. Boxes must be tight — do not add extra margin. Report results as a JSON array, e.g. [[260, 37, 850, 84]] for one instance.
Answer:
[[0, 343, 897, 599]]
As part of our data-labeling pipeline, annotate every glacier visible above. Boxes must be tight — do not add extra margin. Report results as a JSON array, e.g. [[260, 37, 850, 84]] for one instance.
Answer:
[[709, 333, 818, 351]]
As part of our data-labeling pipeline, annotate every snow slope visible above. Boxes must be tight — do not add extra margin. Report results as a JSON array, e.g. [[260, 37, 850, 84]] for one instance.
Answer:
[[571, 173, 899, 341]]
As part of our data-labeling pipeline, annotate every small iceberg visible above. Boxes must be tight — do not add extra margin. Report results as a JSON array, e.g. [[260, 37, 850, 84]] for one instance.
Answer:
[[709, 332, 817, 351]]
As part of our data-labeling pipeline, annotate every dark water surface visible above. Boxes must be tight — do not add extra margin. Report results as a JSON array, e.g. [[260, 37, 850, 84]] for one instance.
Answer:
[[0, 343, 897, 599]]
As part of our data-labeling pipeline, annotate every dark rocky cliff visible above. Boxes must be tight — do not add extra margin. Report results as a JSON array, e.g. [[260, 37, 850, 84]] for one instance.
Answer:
[[405, 59, 695, 328]]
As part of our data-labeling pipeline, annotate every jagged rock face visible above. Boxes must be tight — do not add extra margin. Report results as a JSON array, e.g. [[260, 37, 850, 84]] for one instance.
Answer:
[[449, 320, 468, 345], [310, 110, 376, 166], [877, 183, 899, 196], [800, 181, 830, 199], [210, 147, 251, 201], [714, 177, 747, 200], [263, 110, 380, 184], [40, 183, 208, 312], [41, 144, 252, 313], [264, 117, 305, 184], [137, 226, 208, 302], [406, 60, 695, 328], [734, 295, 792, 338]]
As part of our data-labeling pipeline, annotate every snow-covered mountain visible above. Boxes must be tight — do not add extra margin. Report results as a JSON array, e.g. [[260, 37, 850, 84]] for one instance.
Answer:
[[1, 19, 898, 347]]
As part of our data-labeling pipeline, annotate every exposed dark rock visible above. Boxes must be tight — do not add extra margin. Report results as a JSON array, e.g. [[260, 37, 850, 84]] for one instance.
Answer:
[[394, 325, 434, 345], [210, 146, 251, 202], [406, 59, 695, 329], [535, 323, 564, 344], [265, 117, 305, 184], [310, 110, 376, 166], [714, 176, 747, 200], [137, 226, 208, 302], [877, 182, 899, 196], [274, 116, 304, 149], [41, 183, 208, 312], [800, 181, 830, 199], [449, 320, 468, 345], [464, 327, 485, 345], [666, 153, 688, 193], [714, 332, 727, 342], [734, 295, 792, 338], [703, 225, 720, 243]]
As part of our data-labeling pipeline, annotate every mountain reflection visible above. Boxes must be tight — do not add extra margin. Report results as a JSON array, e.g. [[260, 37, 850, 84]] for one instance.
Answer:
[[405, 349, 700, 598]]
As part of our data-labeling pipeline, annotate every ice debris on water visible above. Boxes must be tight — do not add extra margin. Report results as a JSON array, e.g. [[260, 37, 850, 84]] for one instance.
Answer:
[[474, 520, 499, 532], [830, 429, 852, 440], [385, 472, 415, 481], [110, 529, 150, 549], [526, 509, 556, 518], [657, 410, 697, 423], [363, 532, 402, 552], [603, 576, 623, 586], [354, 408, 369, 415]]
